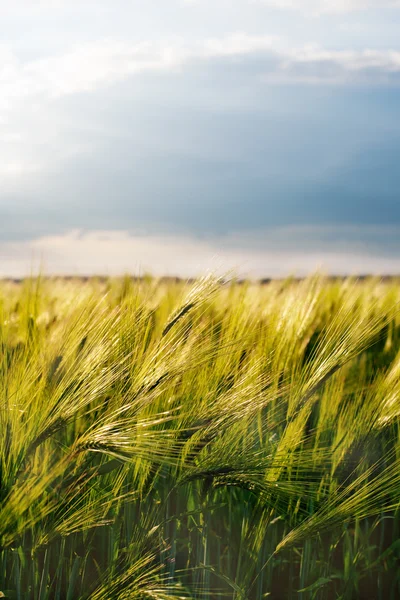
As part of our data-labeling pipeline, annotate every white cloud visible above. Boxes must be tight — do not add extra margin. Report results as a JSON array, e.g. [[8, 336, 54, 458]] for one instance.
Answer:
[[1, 228, 400, 279], [27, 41, 185, 97], [0, 39, 185, 107], [2, 0, 400, 17], [252, 0, 400, 14], [1, 33, 400, 118], [203, 33, 284, 56], [0, 0, 101, 16], [0, 160, 41, 177]]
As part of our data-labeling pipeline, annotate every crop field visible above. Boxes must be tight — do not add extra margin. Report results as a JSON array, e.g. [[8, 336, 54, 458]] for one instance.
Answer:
[[1, 274, 400, 599]]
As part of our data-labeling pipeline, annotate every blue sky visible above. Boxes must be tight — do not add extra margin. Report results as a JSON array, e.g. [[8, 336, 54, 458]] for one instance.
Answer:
[[1, 0, 400, 277]]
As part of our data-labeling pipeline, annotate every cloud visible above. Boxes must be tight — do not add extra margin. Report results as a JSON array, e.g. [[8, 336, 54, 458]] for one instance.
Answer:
[[2, 0, 400, 17], [202, 36, 400, 84], [0, 0, 101, 16], [2, 105, 400, 242], [252, 0, 400, 14], [0, 40, 184, 108], [1, 227, 400, 279], [1, 33, 400, 119], [202, 34, 284, 57], [27, 41, 184, 97]]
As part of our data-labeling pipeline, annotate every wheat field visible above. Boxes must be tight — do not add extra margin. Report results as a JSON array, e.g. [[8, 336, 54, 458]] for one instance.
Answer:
[[1, 274, 400, 599]]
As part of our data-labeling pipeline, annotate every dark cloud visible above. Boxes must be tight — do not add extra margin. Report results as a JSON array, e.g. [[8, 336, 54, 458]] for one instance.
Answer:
[[1, 59, 400, 253]]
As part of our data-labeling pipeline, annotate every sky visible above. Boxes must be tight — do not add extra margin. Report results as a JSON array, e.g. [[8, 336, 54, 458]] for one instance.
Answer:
[[1, 0, 400, 278]]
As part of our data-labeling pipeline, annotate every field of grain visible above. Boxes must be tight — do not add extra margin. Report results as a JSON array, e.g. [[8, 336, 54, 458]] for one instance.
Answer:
[[1, 274, 400, 599]]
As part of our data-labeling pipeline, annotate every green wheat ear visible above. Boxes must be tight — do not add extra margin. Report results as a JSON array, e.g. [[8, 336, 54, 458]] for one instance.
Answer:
[[1, 273, 400, 599], [162, 273, 224, 336]]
